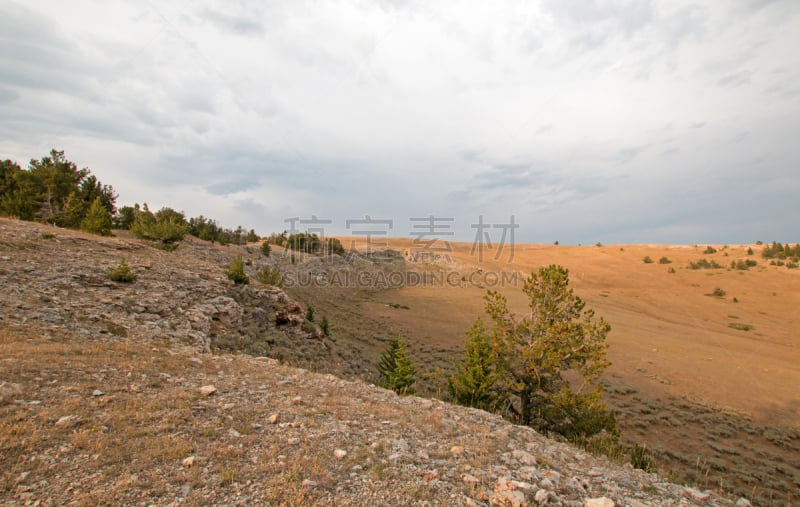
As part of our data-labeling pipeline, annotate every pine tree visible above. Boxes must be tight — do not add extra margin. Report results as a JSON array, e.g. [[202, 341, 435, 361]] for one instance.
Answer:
[[378, 337, 416, 395], [226, 256, 249, 284], [81, 196, 112, 236], [448, 318, 505, 411], [458, 264, 616, 439]]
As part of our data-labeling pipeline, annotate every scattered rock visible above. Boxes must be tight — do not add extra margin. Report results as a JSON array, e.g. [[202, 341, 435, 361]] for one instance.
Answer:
[[199, 385, 217, 396], [182, 456, 195, 467], [54, 415, 80, 427], [0, 382, 22, 404], [268, 413, 279, 424], [92, 389, 104, 397], [334, 449, 347, 459], [584, 497, 614, 507]]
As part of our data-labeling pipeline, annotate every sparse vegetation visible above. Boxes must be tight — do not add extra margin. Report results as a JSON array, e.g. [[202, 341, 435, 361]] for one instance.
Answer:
[[689, 258, 723, 269], [108, 258, 137, 283], [305, 305, 314, 322], [320, 315, 330, 336], [226, 257, 249, 285], [261, 241, 271, 256], [643, 256, 654, 264], [762, 241, 800, 260], [658, 256, 671, 264], [703, 246, 717, 254], [728, 322, 754, 331], [732, 259, 758, 270]]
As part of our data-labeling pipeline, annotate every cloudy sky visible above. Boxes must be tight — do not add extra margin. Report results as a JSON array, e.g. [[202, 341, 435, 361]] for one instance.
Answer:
[[1, 0, 798, 244]]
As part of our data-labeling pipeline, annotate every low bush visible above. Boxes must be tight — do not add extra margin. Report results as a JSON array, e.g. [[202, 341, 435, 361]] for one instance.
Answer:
[[254, 266, 282, 286], [108, 258, 136, 283], [703, 246, 717, 254], [659, 256, 672, 264], [226, 257, 249, 284], [643, 256, 654, 264], [689, 258, 723, 269]]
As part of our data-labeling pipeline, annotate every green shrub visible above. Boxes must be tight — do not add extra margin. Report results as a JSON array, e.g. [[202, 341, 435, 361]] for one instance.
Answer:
[[130, 204, 188, 246], [689, 258, 723, 269], [746, 247, 754, 255], [703, 246, 717, 254], [261, 241, 271, 256], [108, 258, 136, 283], [658, 256, 671, 264], [226, 257, 249, 284], [711, 287, 726, 297], [667, 267, 676, 274], [788, 262, 799, 269], [630, 443, 653, 472], [728, 322, 753, 331], [40, 232, 55, 239], [305, 306, 314, 322], [320, 316, 330, 336], [254, 265, 282, 286], [643, 256, 654, 264]]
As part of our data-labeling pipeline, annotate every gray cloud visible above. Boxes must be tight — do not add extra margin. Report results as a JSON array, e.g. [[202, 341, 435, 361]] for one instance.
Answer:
[[1, 0, 798, 243], [201, 9, 264, 36]]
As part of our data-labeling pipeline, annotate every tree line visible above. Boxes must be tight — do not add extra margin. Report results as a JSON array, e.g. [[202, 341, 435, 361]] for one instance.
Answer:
[[0, 150, 261, 245]]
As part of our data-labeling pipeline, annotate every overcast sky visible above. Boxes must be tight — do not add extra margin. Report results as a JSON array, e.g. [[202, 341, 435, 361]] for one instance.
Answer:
[[1, 0, 798, 244]]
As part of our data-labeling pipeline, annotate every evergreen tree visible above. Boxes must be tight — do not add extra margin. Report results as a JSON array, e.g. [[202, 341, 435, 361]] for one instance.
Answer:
[[457, 265, 616, 439], [130, 204, 188, 245], [378, 337, 416, 395], [448, 318, 505, 411], [58, 191, 88, 228], [225, 256, 249, 284], [81, 197, 112, 235]]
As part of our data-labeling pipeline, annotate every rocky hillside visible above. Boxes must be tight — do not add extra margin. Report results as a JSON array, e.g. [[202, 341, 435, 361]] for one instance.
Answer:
[[0, 218, 336, 367], [0, 219, 749, 505]]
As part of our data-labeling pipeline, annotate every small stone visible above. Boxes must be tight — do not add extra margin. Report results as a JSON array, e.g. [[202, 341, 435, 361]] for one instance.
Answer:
[[199, 385, 217, 396], [287, 438, 300, 445], [450, 445, 464, 455], [511, 449, 537, 466], [539, 478, 555, 490], [228, 428, 241, 438], [462, 473, 479, 483], [334, 449, 347, 459], [92, 389, 104, 397], [182, 456, 195, 467], [180, 484, 191, 497], [535, 489, 550, 504], [302, 479, 317, 489], [735, 499, 753, 507], [585, 497, 614, 507], [291, 396, 303, 405], [685, 488, 711, 502], [55, 415, 80, 427], [0, 382, 22, 404], [493, 477, 526, 507], [268, 414, 279, 424]]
